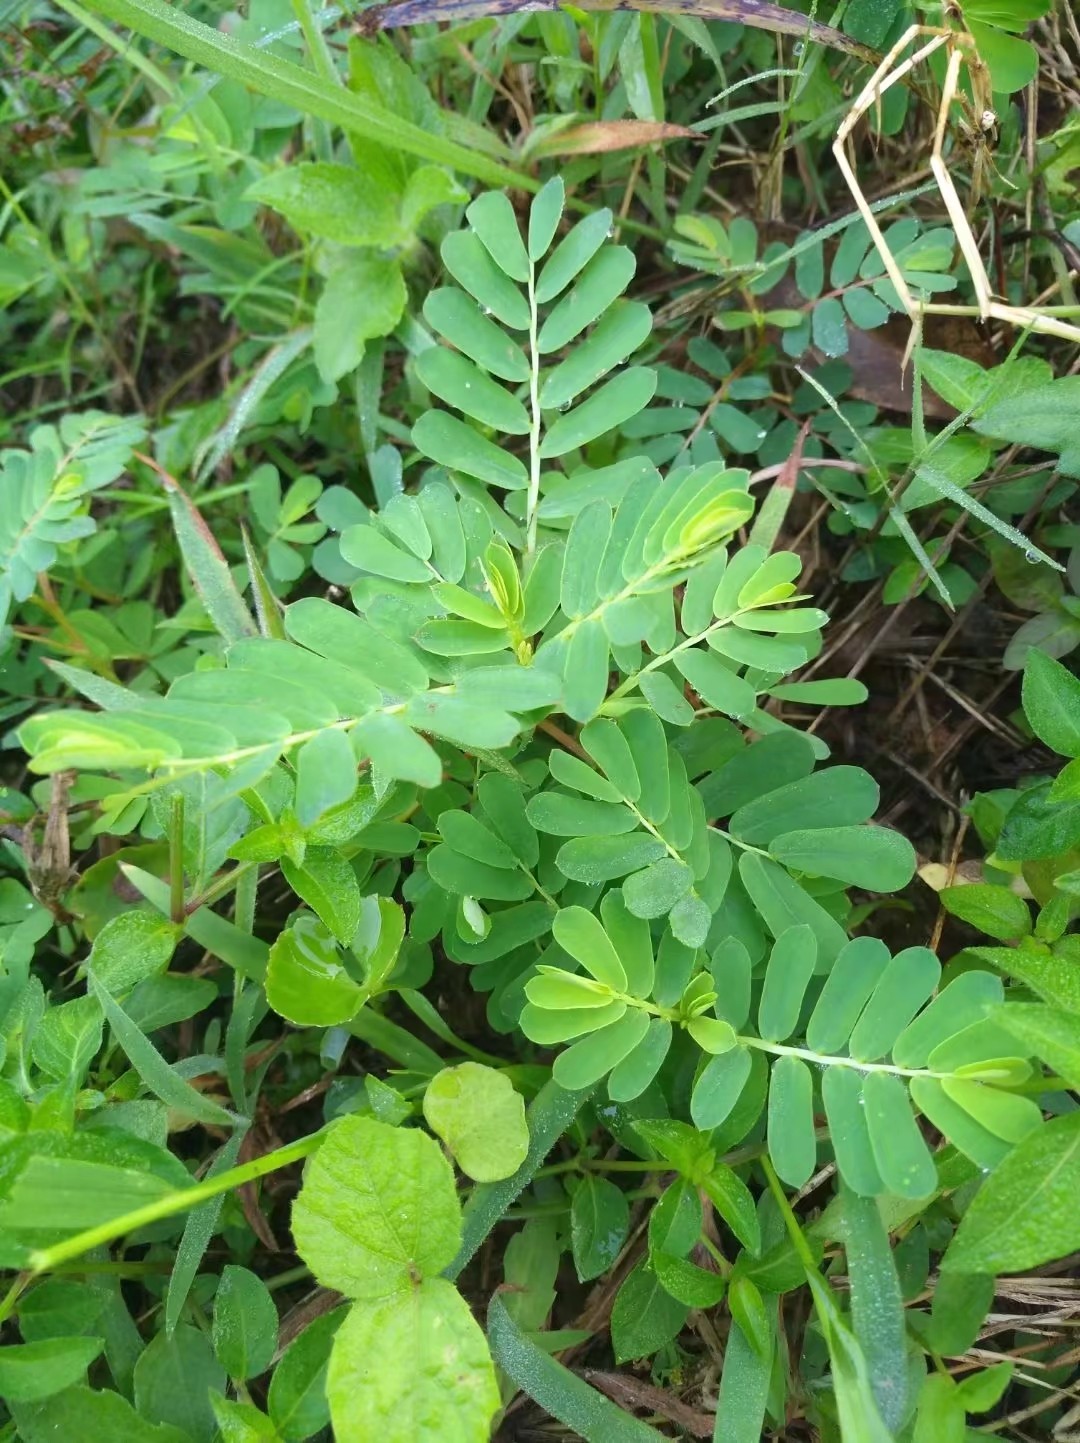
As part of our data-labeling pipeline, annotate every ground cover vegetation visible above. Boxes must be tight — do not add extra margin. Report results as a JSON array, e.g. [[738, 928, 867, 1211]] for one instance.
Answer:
[[1, 0, 1080, 1438]]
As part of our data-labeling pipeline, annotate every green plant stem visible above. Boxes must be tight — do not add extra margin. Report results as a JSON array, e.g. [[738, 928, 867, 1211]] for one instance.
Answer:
[[185, 859, 257, 916], [169, 792, 185, 924], [762, 1154, 818, 1273], [22, 1131, 324, 1283], [290, 0, 340, 88], [525, 258, 543, 558], [707, 824, 771, 859]]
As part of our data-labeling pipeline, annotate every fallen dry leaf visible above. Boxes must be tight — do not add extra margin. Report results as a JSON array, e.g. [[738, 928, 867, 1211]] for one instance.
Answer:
[[533, 120, 697, 157]]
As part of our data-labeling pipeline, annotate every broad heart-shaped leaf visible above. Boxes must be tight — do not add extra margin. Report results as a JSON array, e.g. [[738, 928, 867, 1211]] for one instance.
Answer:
[[967, 18, 1038, 92], [996, 781, 1080, 861], [938, 883, 1031, 942], [652, 1251, 726, 1307], [422, 1062, 529, 1182], [314, 252, 406, 385], [210, 1396, 280, 1441], [970, 943, 1080, 1014], [266, 917, 363, 1027], [326, 1281, 500, 1443], [291, 1116, 461, 1299], [133, 1325, 227, 1442], [247, 163, 401, 247], [946, 1111, 1080, 1274], [89, 910, 181, 994], [1023, 649, 1080, 758]]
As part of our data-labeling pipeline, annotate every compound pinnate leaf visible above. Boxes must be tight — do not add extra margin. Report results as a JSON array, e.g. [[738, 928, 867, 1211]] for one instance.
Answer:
[[327, 1280, 500, 1443], [847, 946, 940, 1062], [769, 825, 916, 892], [863, 1073, 937, 1200], [466, 189, 531, 282], [423, 1062, 529, 1182], [412, 412, 529, 489], [423, 287, 530, 382], [552, 1010, 651, 1089], [822, 1067, 883, 1198], [540, 301, 652, 410], [528, 176, 565, 260], [539, 368, 657, 459], [552, 906, 628, 989], [416, 347, 530, 435], [535, 208, 613, 303], [441, 230, 530, 329], [622, 858, 693, 919], [607, 1018, 672, 1100], [291, 1116, 461, 1299], [691, 1047, 752, 1130], [537, 246, 636, 352], [757, 925, 817, 1042], [767, 1054, 816, 1188]]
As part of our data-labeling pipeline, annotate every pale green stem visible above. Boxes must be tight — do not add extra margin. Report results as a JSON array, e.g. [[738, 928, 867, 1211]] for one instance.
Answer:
[[289, 0, 340, 88], [525, 259, 543, 557], [0, 1131, 326, 1321]]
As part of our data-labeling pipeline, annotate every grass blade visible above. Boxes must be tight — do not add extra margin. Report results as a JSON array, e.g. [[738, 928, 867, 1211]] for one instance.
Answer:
[[488, 1294, 667, 1443], [159, 471, 257, 643], [78, 0, 529, 186], [841, 1184, 910, 1431]]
